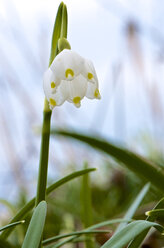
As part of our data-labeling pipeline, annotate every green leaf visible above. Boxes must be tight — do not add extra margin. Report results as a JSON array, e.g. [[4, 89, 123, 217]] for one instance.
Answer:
[[101, 220, 163, 248], [46, 168, 96, 195], [51, 218, 132, 248], [86, 218, 132, 230], [60, 3, 68, 39], [115, 183, 150, 233], [146, 209, 164, 218], [22, 201, 47, 248], [49, 2, 63, 66], [52, 130, 164, 192], [128, 197, 164, 248], [42, 230, 111, 246], [0, 168, 96, 239], [81, 163, 93, 228], [0, 220, 25, 232]]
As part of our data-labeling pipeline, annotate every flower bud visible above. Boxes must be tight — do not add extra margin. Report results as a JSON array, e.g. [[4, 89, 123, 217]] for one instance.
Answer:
[[58, 38, 71, 52]]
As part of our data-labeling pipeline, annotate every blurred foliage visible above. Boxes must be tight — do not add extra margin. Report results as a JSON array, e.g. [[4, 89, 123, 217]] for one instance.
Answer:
[[1, 158, 163, 247]]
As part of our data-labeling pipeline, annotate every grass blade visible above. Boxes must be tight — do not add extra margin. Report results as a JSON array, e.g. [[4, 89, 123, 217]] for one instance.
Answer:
[[128, 197, 164, 248], [146, 209, 164, 218], [51, 218, 132, 248], [46, 168, 96, 195], [101, 220, 163, 248], [86, 218, 132, 230], [81, 163, 93, 228], [0, 220, 25, 232], [22, 201, 47, 248], [42, 230, 111, 246], [52, 130, 164, 192], [115, 183, 150, 233]]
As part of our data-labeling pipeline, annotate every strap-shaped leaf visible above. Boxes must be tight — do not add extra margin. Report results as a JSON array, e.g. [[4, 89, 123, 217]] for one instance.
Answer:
[[146, 209, 164, 218], [115, 183, 150, 233], [22, 201, 47, 248], [49, 2, 63, 66], [51, 218, 132, 248], [0, 220, 25, 232], [60, 3, 68, 39], [101, 220, 163, 248], [128, 197, 164, 248], [53, 130, 164, 192], [43, 230, 111, 246]]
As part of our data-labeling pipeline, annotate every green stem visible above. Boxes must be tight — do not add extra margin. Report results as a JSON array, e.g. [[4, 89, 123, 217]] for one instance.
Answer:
[[35, 2, 65, 206], [35, 99, 51, 248], [35, 99, 51, 206], [35, 2, 68, 207], [81, 163, 93, 248]]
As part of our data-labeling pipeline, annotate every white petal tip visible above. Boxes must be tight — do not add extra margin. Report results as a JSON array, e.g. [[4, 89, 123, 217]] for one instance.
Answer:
[[49, 98, 57, 109], [51, 89, 57, 94], [73, 97, 81, 108], [94, 89, 101, 99], [96, 95, 101, 100], [74, 103, 81, 108]]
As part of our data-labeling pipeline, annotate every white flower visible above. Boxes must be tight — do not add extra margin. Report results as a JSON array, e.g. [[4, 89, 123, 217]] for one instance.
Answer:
[[43, 49, 101, 109]]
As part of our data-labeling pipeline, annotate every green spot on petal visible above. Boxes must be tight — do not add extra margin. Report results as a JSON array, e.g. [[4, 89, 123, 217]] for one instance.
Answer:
[[50, 98, 56, 106], [73, 96, 81, 107], [65, 68, 74, 78], [88, 73, 93, 80], [94, 88, 101, 99], [51, 82, 56, 88]]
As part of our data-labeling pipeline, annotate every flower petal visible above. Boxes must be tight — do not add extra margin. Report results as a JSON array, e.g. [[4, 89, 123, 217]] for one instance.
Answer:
[[48, 80, 69, 109], [50, 49, 85, 81], [43, 68, 60, 98], [86, 82, 101, 99], [81, 59, 99, 86], [67, 75, 87, 107]]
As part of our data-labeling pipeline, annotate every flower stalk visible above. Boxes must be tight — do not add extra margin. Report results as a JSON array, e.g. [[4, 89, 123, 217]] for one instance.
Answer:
[[35, 2, 67, 207], [35, 99, 51, 206], [81, 162, 94, 248]]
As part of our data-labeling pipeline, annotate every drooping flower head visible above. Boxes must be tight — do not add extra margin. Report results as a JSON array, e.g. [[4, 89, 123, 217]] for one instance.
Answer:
[[43, 49, 101, 109]]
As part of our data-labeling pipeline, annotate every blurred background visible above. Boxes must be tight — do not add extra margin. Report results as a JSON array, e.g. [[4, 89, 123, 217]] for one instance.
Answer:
[[0, 0, 164, 246]]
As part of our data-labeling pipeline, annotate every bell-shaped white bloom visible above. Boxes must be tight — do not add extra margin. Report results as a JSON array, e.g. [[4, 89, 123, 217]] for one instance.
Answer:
[[43, 49, 101, 109]]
